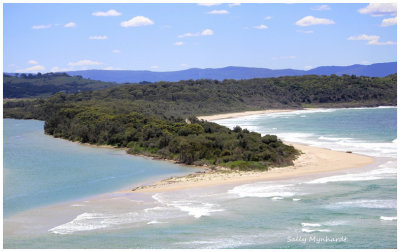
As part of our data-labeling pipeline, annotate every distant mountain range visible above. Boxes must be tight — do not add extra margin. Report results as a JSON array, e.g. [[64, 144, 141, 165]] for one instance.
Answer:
[[63, 62, 396, 83], [9, 62, 396, 84]]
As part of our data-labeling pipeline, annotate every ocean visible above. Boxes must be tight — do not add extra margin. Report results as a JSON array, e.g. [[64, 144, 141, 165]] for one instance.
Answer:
[[3, 107, 397, 249]]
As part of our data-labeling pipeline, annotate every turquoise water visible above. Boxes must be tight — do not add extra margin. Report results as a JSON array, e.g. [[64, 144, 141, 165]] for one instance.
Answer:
[[3, 119, 197, 217], [3, 107, 397, 248]]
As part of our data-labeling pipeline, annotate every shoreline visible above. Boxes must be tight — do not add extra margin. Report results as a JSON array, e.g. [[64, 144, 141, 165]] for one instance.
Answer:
[[197, 108, 304, 121], [10, 108, 380, 197], [124, 107, 375, 193], [129, 142, 375, 193]]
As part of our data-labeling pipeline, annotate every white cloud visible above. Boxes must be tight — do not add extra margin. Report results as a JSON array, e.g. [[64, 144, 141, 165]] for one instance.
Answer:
[[368, 40, 396, 46], [197, 3, 221, 6], [28, 60, 38, 65], [92, 9, 121, 17], [347, 34, 396, 46], [208, 10, 229, 15], [381, 16, 397, 27], [348, 34, 380, 41], [16, 65, 46, 73], [253, 24, 268, 29], [181, 63, 188, 67], [64, 22, 76, 28], [264, 16, 272, 20], [68, 60, 103, 66], [103, 66, 115, 70], [297, 29, 314, 34], [304, 65, 313, 70], [178, 29, 214, 38], [228, 3, 240, 7], [51, 66, 72, 72], [121, 16, 154, 27], [112, 49, 121, 53], [150, 65, 159, 69], [358, 3, 397, 17], [174, 41, 184, 46], [89, 35, 108, 40], [295, 16, 335, 26], [311, 5, 331, 11], [201, 29, 214, 36], [32, 24, 51, 30]]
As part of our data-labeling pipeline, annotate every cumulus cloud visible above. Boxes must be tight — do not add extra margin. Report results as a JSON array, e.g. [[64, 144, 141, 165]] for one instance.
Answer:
[[112, 49, 120, 53], [197, 3, 221, 6], [68, 60, 103, 66], [264, 16, 272, 20], [201, 29, 214, 36], [174, 41, 184, 46], [150, 65, 159, 69], [28, 60, 38, 65], [178, 29, 214, 38], [121, 16, 154, 27], [51, 66, 72, 72], [311, 5, 331, 11], [89, 35, 108, 40], [64, 22, 76, 28], [347, 34, 396, 46], [208, 10, 229, 14], [92, 9, 121, 16], [16, 65, 46, 73], [32, 24, 51, 29], [253, 24, 268, 29], [381, 16, 397, 26], [358, 3, 397, 17], [304, 65, 313, 70], [295, 16, 334, 26], [228, 3, 240, 7]]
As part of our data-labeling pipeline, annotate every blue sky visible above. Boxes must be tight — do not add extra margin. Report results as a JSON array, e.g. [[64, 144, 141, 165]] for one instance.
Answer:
[[3, 3, 397, 73]]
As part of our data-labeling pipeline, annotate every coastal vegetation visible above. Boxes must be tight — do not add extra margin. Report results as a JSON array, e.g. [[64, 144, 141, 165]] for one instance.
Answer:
[[3, 73, 118, 98], [3, 73, 396, 170]]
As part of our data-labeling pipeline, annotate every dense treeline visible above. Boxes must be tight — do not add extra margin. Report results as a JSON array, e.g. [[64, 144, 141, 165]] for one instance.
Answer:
[[3, 73, 118, 98], [41, 107, 298, 169], [3, 73, 396, 170]]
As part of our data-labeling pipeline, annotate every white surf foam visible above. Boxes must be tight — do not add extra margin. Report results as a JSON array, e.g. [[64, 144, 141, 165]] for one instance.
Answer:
[[278, 134, 397, 158], [152, 193, 224, 219], [380, 216, 397, 221], [292, 198, 301, 201], [49, 212, 110, 234], [147, 220, 167, 224], [228, 183, 301, 198], [49, 210, 158, 234], [301, 222, 321, 227], [306, 161, 396, 184], [302, 228, 331, 233], [327, 199, 397, 209]]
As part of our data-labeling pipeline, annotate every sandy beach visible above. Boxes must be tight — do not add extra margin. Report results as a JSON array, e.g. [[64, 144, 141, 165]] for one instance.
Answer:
[[116, 108, 376, 193], [129, 142, 375, 193], [197, 108, 305, 121]]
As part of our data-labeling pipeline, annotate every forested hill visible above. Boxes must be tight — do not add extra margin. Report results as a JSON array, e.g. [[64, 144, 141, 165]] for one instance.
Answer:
[[3, 73, 118, 98], [64, 62, 397, 83], [4, 74, 397, 119], [3, 74, 396, 170]]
